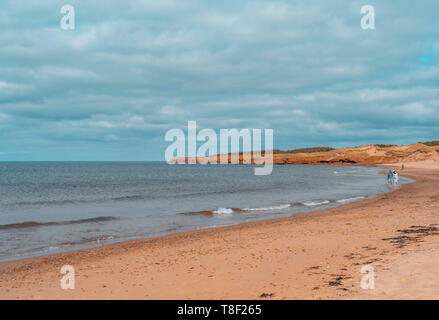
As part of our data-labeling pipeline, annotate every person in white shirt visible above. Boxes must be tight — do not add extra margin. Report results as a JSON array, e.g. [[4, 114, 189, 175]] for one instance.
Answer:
[[392, 170, 399, 187]]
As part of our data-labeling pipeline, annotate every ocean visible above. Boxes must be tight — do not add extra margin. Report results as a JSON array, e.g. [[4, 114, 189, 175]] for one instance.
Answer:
[[0, 162, 410, 261]]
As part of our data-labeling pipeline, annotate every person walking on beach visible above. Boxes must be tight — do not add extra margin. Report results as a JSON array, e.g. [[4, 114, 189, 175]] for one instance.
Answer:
[[392, 170, 399, 188], [387, 169, 393, 187]]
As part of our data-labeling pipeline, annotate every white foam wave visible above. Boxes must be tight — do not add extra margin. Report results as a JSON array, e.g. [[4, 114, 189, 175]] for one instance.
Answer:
[[242, 204, 291, 212], [301, 200, 330, 207], [43, 246, 60, 252], [336, 196, 364, 204], [212, 208, 234, 215]]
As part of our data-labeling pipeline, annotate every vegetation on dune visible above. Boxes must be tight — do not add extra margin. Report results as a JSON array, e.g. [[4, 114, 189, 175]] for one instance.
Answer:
[[222, 142, 439, 160], [386, 150, 410, 158], [226, 147, 335, 156], [421, 141, 439, 147], [375, 144, 397, 148], [273, 147, 334, 154], [386, 143, 434, 158]]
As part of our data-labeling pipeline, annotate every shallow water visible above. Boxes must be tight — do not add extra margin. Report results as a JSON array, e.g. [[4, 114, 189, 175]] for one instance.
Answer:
[[0, 162, 411, 261]]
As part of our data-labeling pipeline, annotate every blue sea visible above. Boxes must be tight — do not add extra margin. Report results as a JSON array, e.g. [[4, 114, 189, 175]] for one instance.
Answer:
[[0, 162, 410, 261]]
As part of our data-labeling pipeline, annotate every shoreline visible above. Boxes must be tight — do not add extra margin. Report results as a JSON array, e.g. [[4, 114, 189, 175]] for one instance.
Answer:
[[0, 165, 398, 263], [0, 164, 392, 264], [1, 161, 438, 299]]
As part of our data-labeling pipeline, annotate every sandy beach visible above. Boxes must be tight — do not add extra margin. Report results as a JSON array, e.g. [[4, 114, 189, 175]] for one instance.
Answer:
[[0, 160, 439, 300]]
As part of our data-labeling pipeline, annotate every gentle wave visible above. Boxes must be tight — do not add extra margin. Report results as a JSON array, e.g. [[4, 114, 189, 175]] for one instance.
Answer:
[[212, 208, 234, 215], [13, 199, 83, 206], [0, 216, 119, 230], [299, 196, 367, 206], [181, 203, 292, 216], [7, 187, 277, 207], [39, 235, 116, 253], [300, 200, 331, 207], [11, 196, 150, 206], [176, 194, 370, 217], [11, 182, 346, 208], [241, 204, 292, 211], [181, 208, 241, 216], [112, 195, 146, 201], [58, 235, 115, 247], [336, 196, 365, 204]]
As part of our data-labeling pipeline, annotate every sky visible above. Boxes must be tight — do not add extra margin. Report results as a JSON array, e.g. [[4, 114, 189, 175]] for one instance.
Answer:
[[0, 0, 439, 161]]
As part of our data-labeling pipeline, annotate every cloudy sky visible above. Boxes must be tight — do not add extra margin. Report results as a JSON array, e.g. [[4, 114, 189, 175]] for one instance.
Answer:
[[1, 0, 438, 161]]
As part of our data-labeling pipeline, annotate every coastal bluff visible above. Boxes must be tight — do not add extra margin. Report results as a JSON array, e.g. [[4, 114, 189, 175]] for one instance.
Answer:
[[172, 142, 439, 165]]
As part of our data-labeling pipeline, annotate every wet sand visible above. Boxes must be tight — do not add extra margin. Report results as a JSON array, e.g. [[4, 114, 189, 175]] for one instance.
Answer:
[[0, 161, 439, 299]]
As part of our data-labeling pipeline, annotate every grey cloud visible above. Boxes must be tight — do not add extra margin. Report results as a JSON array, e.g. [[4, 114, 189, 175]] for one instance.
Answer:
[[0, 0, 439, 160]]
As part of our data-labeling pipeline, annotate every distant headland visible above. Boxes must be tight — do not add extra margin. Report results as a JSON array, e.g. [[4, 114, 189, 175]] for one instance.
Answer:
[[173, 141, 439, 165]]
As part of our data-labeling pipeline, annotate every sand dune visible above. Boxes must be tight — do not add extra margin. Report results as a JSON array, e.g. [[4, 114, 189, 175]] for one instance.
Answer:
[[174, 142, 439, 166]]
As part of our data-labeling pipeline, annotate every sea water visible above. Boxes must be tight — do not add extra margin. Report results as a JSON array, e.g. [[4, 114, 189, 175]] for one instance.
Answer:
[[0, 162, 411, 261]]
